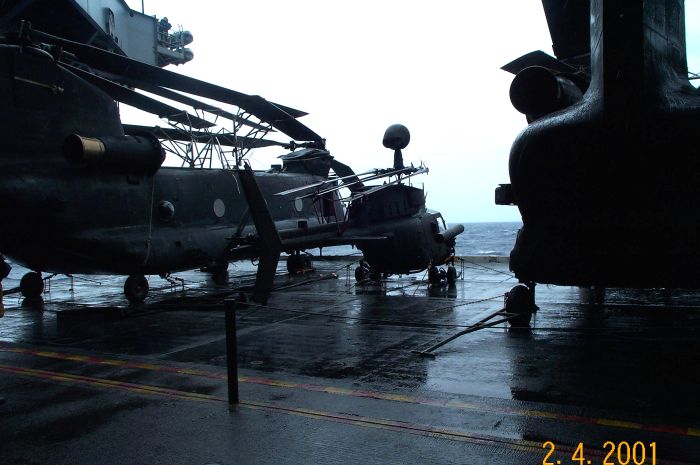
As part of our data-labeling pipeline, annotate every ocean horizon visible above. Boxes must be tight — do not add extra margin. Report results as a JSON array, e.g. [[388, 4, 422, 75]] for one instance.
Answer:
[[450, 221, 520, 257]]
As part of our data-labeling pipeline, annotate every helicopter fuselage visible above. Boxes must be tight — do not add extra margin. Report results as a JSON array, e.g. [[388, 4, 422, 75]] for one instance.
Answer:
[[0, 40, 461, 294], [0, 166, 326, 275], [0, 44, 330, 276]]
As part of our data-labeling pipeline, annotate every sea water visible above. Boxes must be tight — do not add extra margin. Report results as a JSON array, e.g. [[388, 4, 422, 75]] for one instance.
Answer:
[[453, 222, 521, 256]]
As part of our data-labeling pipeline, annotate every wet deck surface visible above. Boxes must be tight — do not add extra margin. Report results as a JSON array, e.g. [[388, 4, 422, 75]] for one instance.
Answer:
[[1, 258, 699, 465]]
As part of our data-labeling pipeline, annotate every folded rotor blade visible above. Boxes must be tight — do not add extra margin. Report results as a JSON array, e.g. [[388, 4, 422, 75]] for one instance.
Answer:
[[123, 124, 290, 149], [330, 159, 365, 192], [295, 166, 425, 200], [345, 183, 395, 202], [501, 50, 578, 75], [107, 74, 270, 132], [66, 64, 214, 129], [274, 169, 377, 196], [26, 26, 325, 144], [541, 0, 590, 63], [343, 168, 429, 202]]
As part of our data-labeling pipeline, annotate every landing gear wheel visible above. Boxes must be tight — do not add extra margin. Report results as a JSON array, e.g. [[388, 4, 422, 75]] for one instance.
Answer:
[[210, 262, 229, 285], [355, 265, 369, 282], [594, 286, 606, 305], [428, 265, 440, 286], [428, 265, 447, 287], [20, 272, 44, 298], [505, 284, 537, 327], [287, 253, 304, 274], [446, 266, 457, 285], [355, 259, 372, 283], [124, 275, 149, 304], [212, 269, 229, 285], [287, 252, 314, 275]]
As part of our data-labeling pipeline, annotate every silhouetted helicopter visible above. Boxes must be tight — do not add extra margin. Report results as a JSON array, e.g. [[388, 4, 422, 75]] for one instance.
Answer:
[[0, 2, 462, 304], [236, 124, 464, 303], [496, 0, 700, 307]]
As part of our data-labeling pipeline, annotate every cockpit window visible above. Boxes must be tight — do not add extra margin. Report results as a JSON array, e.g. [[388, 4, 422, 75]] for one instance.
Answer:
[[427, 210, 447, 231], [436, 214, 447, 231]]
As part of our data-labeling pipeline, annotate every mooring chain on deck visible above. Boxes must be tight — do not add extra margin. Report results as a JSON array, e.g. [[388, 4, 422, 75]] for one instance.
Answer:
[[271, 273, 340, 292], [458, 258, 516, 278], [411, 268, 430, 296], [336, 259, 363, 290], [385, 282, 425, 293], [412, 306, 521, 358], [432, 293, 506, 313], [232, 292, 525, 359]]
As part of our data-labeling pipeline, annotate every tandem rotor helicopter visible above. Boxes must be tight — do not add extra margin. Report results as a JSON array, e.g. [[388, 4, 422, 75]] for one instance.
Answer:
[[0, 0, 463, 304], [496, 0, 700, 304]]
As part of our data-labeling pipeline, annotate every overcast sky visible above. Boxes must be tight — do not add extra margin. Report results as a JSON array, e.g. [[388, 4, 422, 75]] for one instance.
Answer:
[[124, 1, 700, 223]]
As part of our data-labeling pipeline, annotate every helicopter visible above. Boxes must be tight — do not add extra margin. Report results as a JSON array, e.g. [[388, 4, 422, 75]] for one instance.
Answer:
[[495, 0, 700, 305], [0, 4, 462, 304], [236, 124, 464, 304]]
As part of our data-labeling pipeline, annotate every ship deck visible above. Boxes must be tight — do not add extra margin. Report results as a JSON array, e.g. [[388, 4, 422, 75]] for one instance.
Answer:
[[0, 257, 699, 465]]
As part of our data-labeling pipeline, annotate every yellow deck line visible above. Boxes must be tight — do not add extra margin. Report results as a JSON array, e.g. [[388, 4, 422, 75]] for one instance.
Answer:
[[0, 363, 575, 459], [1, 362, 692, 465], [1, 344, 697, 439]]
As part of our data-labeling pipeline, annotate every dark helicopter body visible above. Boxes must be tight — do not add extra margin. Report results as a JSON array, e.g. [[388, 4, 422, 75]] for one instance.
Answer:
[[0, 167, 325, 275], [345, 185, 454, 275], [0, 22, 462, 303], [0, 44, 331, 277], [497, 0, 700, 295]]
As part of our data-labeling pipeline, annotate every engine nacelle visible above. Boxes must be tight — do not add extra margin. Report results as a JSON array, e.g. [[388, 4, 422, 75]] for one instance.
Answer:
[[509, 66, 583, 122], [63, 133, 165, 175]]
